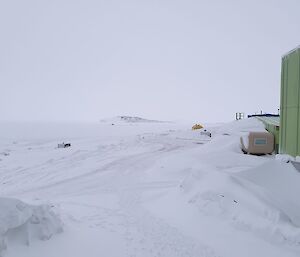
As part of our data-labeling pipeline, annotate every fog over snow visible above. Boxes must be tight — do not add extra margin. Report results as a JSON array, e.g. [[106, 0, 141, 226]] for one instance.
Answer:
[[1, 0, 300, 123]]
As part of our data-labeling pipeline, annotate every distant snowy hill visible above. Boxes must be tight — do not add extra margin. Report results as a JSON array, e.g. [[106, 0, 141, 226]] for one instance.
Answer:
[[100, 116, 168, 124]]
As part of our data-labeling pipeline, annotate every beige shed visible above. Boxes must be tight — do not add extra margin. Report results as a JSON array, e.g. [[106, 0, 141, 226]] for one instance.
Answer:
[[240, 131, 274, 155]]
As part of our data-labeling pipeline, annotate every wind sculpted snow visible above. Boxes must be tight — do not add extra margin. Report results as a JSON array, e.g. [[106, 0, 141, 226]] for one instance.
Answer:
[[0, 119, 300, 257]]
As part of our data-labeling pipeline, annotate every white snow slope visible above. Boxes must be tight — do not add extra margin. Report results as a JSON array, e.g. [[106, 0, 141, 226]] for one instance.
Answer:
[[0, 118, 300, 257]]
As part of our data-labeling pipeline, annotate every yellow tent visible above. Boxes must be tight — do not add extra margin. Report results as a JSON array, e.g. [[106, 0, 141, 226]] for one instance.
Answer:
[[192, 124, 203, 130]]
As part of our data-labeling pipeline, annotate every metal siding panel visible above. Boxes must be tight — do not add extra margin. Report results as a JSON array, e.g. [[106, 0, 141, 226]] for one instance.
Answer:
[[284, 56, 289, 153], [298, 109, 300, 156], [284, 57, 289, 153], [280, 49, 300, 156], [286, 107, 298, 156], [279, 57, 287, 153], [287, 52, 299, 108], [279, 58, 283, 153], [296, 49, 300, 155]]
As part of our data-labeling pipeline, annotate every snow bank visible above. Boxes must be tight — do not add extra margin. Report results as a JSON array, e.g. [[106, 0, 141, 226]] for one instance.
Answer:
[[197, 118, 265, 155], [177, 118, 300, 248], [240, 134, 249, 149], [0, 198, 62, 256], [234, 160, 300, 227], [213, 118, 266, 135], [179, 162, 300, 248], [275, 154, 300, 163]]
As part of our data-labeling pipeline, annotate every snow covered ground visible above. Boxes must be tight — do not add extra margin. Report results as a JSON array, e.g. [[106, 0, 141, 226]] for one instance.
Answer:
[[0, 118, 300, 257]]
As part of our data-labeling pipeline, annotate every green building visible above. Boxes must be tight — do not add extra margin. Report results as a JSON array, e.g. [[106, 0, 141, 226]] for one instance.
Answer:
[[280, 46, 300, 157]]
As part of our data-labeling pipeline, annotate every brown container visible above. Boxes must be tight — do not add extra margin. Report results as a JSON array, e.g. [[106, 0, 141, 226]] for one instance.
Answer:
[[240, 132, 274, 155]]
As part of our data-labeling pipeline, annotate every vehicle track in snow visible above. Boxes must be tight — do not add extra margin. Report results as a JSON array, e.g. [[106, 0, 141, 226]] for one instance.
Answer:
[[5, 131, 202, 197], [55, 131, 217, 257], [2, 129, 218, 256]]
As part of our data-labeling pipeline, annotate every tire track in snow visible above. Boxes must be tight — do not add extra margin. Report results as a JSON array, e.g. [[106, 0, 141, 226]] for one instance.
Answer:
[[2, 130, 218, 256]]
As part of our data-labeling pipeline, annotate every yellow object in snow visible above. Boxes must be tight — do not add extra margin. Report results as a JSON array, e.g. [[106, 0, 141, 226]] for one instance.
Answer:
[[192, 124, 203, 130]]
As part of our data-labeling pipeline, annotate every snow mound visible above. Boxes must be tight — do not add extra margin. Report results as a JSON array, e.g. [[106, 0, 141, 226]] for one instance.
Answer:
[[234, 160, 300, 227], [216, 118, 266, 134], [180, 166, 300, 247], [200, 118, 266, 154], [275, 154, 300, 163], [178, 118, 300, 247], [0, 198, 63, 255], [100, 116, 167, 124]]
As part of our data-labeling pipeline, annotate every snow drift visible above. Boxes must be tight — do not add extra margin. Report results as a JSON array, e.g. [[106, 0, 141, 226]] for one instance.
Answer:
[[1, 118, 300, 257], [234, 160, 300, 227], [0, 198, 62, 256]]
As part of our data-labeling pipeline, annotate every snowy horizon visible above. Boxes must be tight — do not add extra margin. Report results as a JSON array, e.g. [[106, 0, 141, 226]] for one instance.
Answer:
[[1, 1, 300, 123], [1, 1, 300, 256]]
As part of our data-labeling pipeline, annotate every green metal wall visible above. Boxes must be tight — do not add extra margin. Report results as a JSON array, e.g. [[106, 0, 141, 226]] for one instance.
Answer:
[[280, 47, 300, 156]]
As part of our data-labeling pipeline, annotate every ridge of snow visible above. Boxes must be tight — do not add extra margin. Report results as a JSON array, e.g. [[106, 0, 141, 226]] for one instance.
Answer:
[[0, 198, 63, 255]]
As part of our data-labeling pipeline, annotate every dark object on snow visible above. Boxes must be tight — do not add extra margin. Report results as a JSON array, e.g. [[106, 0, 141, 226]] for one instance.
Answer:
[[200, 129, 212, 137], [58, 142, 71, 148]]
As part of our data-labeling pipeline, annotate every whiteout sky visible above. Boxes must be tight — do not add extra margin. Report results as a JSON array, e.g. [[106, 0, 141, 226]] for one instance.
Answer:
[[0, 0, 300, 123]]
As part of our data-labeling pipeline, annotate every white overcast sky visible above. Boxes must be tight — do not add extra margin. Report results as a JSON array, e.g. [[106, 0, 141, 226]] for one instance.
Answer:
[[0, 0, 300, 123]]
